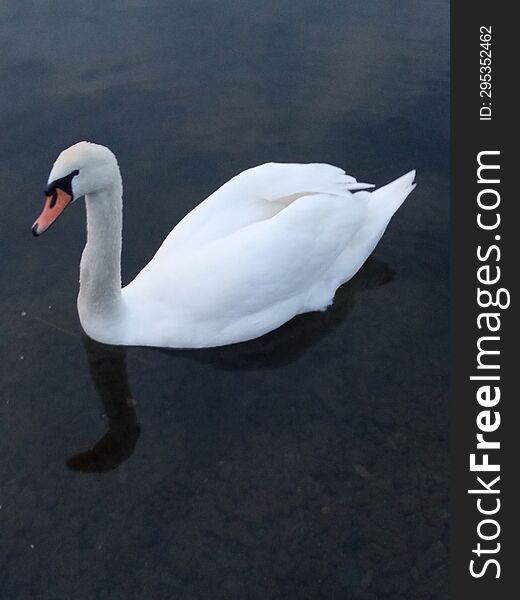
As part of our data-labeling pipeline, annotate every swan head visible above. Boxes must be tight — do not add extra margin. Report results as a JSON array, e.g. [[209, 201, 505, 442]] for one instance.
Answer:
[[32, 141, 119, 236]]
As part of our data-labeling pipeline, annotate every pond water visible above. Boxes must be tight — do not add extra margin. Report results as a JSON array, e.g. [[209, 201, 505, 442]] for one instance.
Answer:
[[0, 1, 449, 598]]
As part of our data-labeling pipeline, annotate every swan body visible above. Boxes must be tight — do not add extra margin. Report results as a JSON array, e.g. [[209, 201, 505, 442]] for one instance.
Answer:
[[33, 142, 416, 348]]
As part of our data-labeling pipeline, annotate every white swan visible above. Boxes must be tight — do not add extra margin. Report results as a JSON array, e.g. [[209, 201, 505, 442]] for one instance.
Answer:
[[32, 142, 415, 348]]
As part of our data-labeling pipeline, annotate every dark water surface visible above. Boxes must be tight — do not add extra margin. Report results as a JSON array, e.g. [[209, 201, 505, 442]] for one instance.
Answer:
[[0, 1, 449, 598]]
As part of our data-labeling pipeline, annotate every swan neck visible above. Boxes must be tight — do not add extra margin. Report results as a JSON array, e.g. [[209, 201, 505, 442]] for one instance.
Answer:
[[79, 183, 123, 315]]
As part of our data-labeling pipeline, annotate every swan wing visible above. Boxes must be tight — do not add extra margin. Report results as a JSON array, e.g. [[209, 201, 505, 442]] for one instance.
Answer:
[[124, 190, 369, 346], [154, 162, 374, 252]]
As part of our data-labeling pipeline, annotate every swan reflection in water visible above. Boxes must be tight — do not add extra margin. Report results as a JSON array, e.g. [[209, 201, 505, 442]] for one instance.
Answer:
[[67, 257, 393, 472], [67, 338, 140, 473]]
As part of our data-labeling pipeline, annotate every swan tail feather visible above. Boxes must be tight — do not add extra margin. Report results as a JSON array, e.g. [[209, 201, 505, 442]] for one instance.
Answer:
[[363, 170, 416, 221]]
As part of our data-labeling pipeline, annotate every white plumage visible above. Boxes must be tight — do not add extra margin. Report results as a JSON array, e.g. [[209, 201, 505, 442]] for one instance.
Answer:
[[34, 142, 416, 348]]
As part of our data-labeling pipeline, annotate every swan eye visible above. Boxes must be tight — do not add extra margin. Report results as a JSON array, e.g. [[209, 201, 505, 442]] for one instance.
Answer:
[[44, 169, 80, 202]]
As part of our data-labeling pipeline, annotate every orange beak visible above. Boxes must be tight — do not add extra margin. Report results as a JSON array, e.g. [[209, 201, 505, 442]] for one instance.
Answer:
[[32, 188, 73, 236]]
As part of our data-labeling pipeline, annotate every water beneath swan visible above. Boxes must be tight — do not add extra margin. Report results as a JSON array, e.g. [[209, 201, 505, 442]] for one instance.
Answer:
[[0, 1, 449, 598]]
